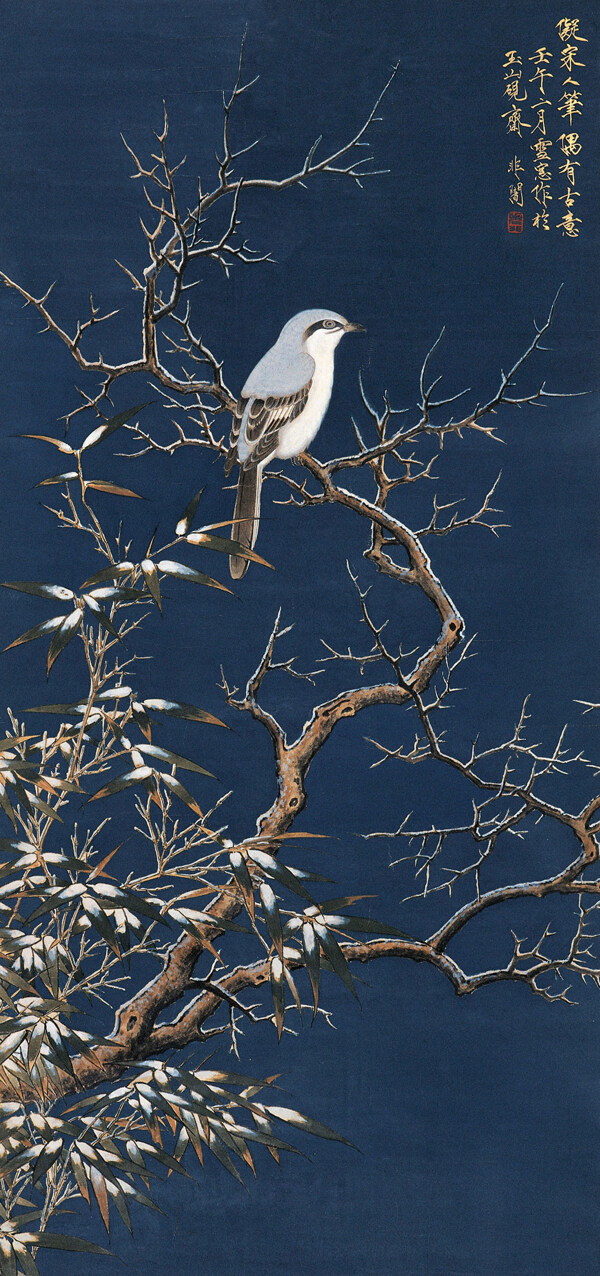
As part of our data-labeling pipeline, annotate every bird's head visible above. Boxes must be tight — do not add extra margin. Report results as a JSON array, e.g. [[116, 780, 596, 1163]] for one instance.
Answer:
[[281, 308, 365, 359]]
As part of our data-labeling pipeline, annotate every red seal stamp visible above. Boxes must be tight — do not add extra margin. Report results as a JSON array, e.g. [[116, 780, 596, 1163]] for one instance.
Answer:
[[507, 211, 524, 233]]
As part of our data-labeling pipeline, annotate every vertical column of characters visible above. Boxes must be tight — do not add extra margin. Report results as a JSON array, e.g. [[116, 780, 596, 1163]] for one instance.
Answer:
[[503, 50, 528, 233], [528, 47, 553, 229], [556, 17, 587, 237]]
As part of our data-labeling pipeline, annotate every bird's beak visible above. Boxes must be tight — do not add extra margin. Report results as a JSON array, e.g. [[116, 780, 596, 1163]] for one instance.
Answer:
[[344, 321, 366, 333]]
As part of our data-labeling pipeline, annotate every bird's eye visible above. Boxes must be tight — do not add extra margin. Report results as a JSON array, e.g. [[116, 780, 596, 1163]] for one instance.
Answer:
[[322, 319, 337, 329]]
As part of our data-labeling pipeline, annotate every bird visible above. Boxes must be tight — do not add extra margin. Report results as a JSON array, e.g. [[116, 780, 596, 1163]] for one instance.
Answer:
[[224, 308, 365, 578]]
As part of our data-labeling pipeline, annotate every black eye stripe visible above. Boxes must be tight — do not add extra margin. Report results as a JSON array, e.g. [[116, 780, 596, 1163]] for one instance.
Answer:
[[304, 319, 341, 338]]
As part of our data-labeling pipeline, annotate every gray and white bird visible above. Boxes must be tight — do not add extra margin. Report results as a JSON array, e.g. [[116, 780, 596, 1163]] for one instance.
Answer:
[[224, 308, 365, 579]]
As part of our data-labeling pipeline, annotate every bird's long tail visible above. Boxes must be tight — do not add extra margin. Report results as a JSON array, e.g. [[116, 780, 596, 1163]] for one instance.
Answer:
[[229, 464, 262, 580]]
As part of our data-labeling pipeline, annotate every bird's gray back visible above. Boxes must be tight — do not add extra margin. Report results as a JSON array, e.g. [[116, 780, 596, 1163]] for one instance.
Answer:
[[242, 308, 347, 398]]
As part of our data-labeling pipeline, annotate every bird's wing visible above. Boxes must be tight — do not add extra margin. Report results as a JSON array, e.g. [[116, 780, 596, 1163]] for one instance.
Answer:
[[225, 382, 312, 474], [224, 397, 246, 476]]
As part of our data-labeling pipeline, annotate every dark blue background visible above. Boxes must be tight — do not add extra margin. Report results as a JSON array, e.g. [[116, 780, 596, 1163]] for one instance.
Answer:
[[0, 2, 599, 1272]]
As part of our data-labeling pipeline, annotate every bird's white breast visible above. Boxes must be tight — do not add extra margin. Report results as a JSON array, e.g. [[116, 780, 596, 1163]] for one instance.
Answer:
[[275, 350, 335, 460]]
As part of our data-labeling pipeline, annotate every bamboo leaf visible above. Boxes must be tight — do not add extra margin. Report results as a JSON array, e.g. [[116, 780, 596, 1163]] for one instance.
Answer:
[[91, 882, 160, 922], [2, 582, 74, 601], [87, 842, 123, 881], [186, 518, 249, 533], [192, 1067, 273, 1088], [0, 785, 17, 828], [166, 906, 249, 935], [34, 774, 81, 794], [86, 586, 146, 602], [302, 921, 321, 1017], [264, 1105, 356, 1148], [117, 1178, 163, 1214], [141, 559, 162, 612], [247, 849, 314, 901], [172, 1126, 190, 1164], [107, 1178, 132, 1233], [283, 965, 302, 1015], [315, 895, 376, 912], [260, 884, 284, 961], [0, 1237, 17, 1276], [11, 1242, 40, 1276], [16, 1234, 112, 1256], [0, 1030, 27, 1064], [142, 698, 228, 729], [46, 609, 83, 675], [21, 434, 74, 453], [205, 1129, 245, 1184], [131, 701, 152, 741], [82, 595, 120, 639], [209, 1117, 299, 1156], [28, 793, 63, 822], [155, 560, 232, 594], [186, 532, 274, 569], [251, 1108, 279, 1165], [24, 702, 86, 716], [27, 885, 82, 921], [136, 742, 215, 777], [90, 1165, 111, 1234], [27, 1022, 46, 1069], [80, 402, 152, 451], [79, 561, 134, 589], [269, 956, 285, 1041], [82, 897, 120, 956], [31, 1137, 63, 1186], [34, 472, 79, 487], [131, 1140, 187, 1177], [44, 1021, 76, 1076], [85, 480, 143, 499], [175, 487, 204, 537], [0, 736, 36, 753], [312, 920, 358, 999], [96, 685, 133, 701], [156, 772, 202, 816], [0, 968, 38, 994], [0, 839, 38, 856], [229, 851, 255, 921], [88, 766, 153, 802], [0, 1149, 37, 1179]]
